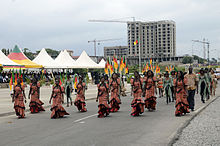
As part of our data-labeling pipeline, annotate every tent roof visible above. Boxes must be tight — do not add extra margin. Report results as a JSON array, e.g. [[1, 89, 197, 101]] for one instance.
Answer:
[[8, 45, 42, 68], [75, 51, 101, 68], [98, 59, 106, 68], [33, 48, 60, 68], [0, 50, 23, 68], [54, 50, 76, 68]]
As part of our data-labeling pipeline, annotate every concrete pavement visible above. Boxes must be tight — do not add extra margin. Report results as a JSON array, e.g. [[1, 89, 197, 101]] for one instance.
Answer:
[[0, 83, 219, 146], [173, 96, 220, 146]]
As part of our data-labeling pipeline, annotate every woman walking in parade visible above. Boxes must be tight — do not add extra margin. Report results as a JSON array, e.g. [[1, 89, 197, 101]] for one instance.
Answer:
[[174, 71, 190, 117], [64, 75, 73, 107], [210, 69, 217, 96], [49, 78, 69, 119], [170, 71, 176, 102], [157, 73, 163, 98], [74, 75, 87, 112], [130, 71, 144, 116], [163, 71, 172, 104], [198, 69, 208, 103], [12, 78, 26, 119], [28, 78, 45, 113], [109, 73, 121, 112], [143, 70, 157, 111], [96, 76, 110, 118], [205, 68, 211, 100]]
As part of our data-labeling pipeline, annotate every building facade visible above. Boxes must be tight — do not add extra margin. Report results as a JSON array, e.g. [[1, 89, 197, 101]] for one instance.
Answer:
[[127, 20, 176, 65], [104, 46, 128, 59]]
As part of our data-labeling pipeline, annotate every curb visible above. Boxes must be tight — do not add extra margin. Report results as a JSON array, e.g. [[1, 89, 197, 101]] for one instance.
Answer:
[[0, 91, 131, 118], [168, 95, 220, 146]]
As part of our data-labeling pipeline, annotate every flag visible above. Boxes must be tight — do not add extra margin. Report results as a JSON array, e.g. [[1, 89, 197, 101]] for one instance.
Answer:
[[125, 64, 128, 74], [119, 57, 125, 73], [134, 40, 138, 45], [59, 73, 63, 86], [156, 65, 160, 74], [166, 66, 169, 72], [174, 67, 178, 72], [104, 63, 108, 74], [150, 58, 152, 66], [146, 64, 149, 71], [20, 74, 24, 86], [9, 76, 13, 90], [19, 68, 22, 77], [113, 56, 118, 71], [14, 72, 17, 85], [110, 64, 114, 75], [74, 75, 78, 89]]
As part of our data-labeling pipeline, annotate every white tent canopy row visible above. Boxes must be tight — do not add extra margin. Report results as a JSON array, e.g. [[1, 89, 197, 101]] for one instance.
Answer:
[[0, 50, 22, 67], [33, 48, 61, 68], [32, 49, 104, 69]]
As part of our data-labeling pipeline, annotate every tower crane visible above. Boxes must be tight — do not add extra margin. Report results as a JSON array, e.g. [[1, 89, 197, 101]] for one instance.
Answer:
[[88, 17, 144, 72], [88, 38, 122, 56]]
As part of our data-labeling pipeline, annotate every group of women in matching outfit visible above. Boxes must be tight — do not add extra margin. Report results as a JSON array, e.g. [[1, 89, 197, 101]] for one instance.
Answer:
[[12, 68, 216, 119]]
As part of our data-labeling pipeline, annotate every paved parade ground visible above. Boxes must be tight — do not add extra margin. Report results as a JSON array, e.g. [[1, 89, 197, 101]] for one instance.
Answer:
[[0, 83, 219, 146]]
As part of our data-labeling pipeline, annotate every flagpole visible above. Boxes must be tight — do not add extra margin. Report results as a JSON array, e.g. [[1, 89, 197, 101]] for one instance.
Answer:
[[138, 33, 141, 73]]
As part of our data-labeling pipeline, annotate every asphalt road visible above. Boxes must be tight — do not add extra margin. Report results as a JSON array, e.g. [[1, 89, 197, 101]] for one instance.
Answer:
[[0, 92, 217, 146]]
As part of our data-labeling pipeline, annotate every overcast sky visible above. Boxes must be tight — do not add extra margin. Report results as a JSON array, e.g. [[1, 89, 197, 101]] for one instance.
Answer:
[[0, 0, 220, 59]]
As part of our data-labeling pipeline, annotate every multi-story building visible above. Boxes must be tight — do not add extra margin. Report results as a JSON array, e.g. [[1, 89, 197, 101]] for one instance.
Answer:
[[127, 20, 176, 65], [104, 46, 128, 59]]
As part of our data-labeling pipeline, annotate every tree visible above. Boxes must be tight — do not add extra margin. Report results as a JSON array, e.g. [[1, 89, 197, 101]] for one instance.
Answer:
[[211, 58, 217, 63], [2, 48, 7, 55], [182, 56, 193, 64], [193, 55, 206, 64], [23, 48, 35, 60]]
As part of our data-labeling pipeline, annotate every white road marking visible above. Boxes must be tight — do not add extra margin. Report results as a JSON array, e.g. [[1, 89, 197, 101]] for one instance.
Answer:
[[74, 114, 98, 123], [79, 121, 85, 124]]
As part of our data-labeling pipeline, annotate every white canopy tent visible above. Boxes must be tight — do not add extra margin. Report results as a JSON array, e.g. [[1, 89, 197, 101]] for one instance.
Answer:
[[54, 50, 76, 68], [33, 48, 60, 68], [98, 59, 106, 68], [75, 51, 103, 68], [0, 50, 22, 67]]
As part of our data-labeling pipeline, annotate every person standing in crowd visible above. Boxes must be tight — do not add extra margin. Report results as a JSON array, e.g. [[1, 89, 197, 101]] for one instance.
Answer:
[[49, 78, 69, 119], [170, 71, 176, 102], [185, 66, 198, 111], [163, 71, 172, 104], [120, 75, 127, 96], [12, 78, 26, 119], [143, 70, 157, 111], [130, 71, 144, 116], [96, 76, 110, 118], [157, 73, 163, 98], [198, 69, 209, 103], [64, 75, 73, 107], [74, 76, 87, 112], [174, 71, 190, 117], [205, 68, 211, 100], [109, 73, 121, 112], [210, 69, 217, 96], [28, 78, 45, 113]]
